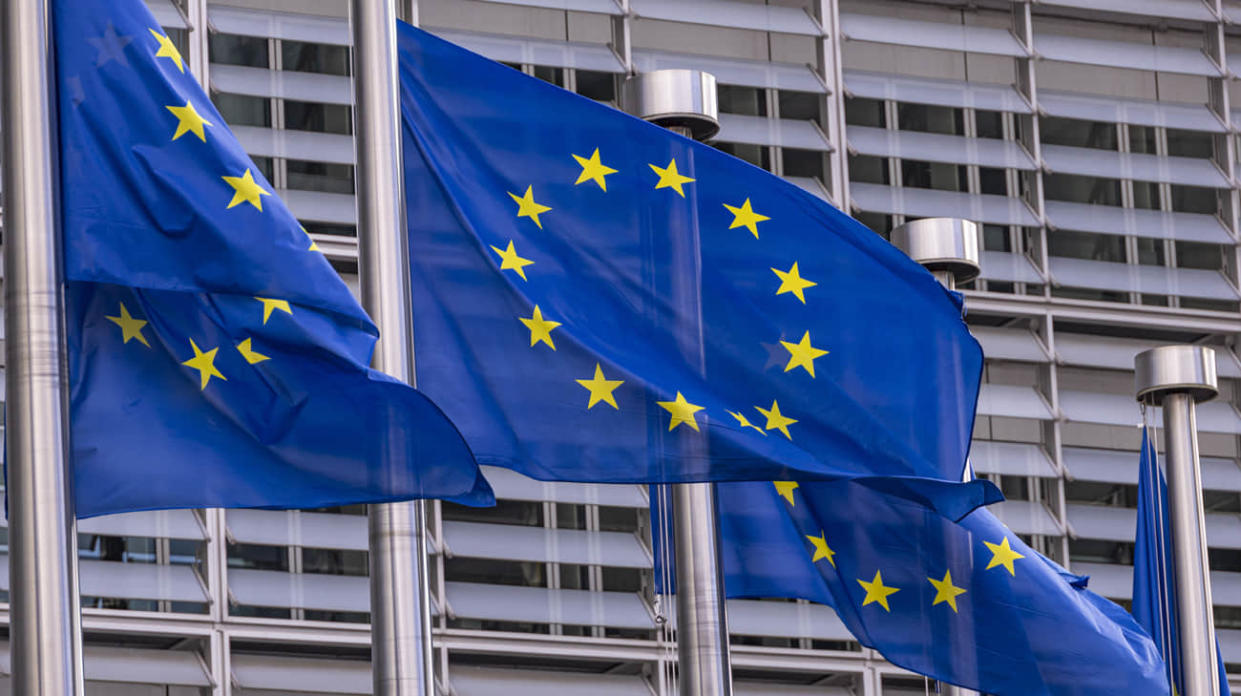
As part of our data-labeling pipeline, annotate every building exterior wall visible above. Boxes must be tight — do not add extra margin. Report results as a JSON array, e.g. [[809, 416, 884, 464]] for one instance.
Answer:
[[3, 0, 1241, 692]]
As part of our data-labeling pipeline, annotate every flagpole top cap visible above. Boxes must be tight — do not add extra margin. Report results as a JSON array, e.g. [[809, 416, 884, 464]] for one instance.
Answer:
[[890, 218, 981, 285], [1135, 345, 1218, 404], [622, 70, 720, 142]]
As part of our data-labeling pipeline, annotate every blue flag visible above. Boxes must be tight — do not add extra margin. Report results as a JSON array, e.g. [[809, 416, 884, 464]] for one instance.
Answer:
[[398, 25, 991, 511], [1133, 427, 1231, 695], [708, 480, 1169, 694], [57, 0, 490, 516]]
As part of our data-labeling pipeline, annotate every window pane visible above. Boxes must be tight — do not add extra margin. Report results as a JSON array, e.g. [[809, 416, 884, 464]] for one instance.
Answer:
[[287, 160, 355, 194], [1128, 125, 1157, 155], [979, 167, 1007, 195], [532, 65, 564, 87], [1176, 241, 1223, 270], [1040, 116, 1116, 151], [302, 548, 367, 576], [1170, 185, 1217, 214], [575, 70, 615, 103], [1047, 229, 1124, 262], [782, 148, 824, 180], [213, 93, 270, 127], [900, 160, 964, 192], [715, 142, 770, 170], [1043, 173, 1121, 205], [982, 224, 1011, 252], [210, 33, 269, 68], [281, 40, 350, 76], [777, 90, 820, 121], [442, 499, 543, 526], [718, 85, 766, 117], [1136, 238, 1164, 266], [1167, 128, 1213, 159], [897, 103, 963, 135], [844, 97, 884, 128], [284, 100, 352, 135], [853, 211, 891, 237], [847, 154, 888, 185], [975, 110, 1004, 139], [1132, 180, 1160, 210]]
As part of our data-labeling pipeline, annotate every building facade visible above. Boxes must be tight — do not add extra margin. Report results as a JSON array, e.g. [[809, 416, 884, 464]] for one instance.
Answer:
[[4, 0, 1241, 692]]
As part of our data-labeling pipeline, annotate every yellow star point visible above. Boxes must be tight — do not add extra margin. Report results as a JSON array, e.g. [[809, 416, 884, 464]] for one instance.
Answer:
[[649, 158, 695, 197], [727, 410, 766, 435], [254, 297, 292, 324], [984, 537, 1025, 576], [181, 339, 226, 390], [223, 168, 270, 211], [755, 400, 797, 440], [166, 100, 212, 142], [723, 198, 769, 238], [149, 28, 184, 72], [773, 481, 799, 505], [858, 570, 900, 612], [236, 337, 270, 365], [575, 363, 624, 409], [490, 240, 535, 281], [508, 185, 552, 229], [928, 570, 967, 613], [519, 305, 561, 349], [657, 391, 705, 432], [780, 331, 829, 378], [806, 531, 836, 567], [105, 302, 150, 347], [308, 240, 321, 251], [771, 261, 817, 303], [572, 148, 617, 191]]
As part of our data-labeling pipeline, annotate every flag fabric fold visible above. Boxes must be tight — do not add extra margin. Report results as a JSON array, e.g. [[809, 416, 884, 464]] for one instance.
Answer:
[[57, 0, 490, 516]]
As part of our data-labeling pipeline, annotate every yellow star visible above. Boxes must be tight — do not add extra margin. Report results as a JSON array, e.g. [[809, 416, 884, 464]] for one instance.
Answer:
[[301, 225, 321, 251], [780, 331, 829, 378], [984, 537, 1025, 576], [928, 570, 967, 612], [727, 410, 766, 435], [572, 148, 617, 191], [806, 531, 836, 567], [166, 100, 212, 142], [508, 185, 552, 229], [755, 400, 797, 440], [519, 305, 561, 349], [490, 240, 534, 281], [182, 339, 226, 390], [723, 198, 769, 238], [105, 302, 150, 347], [149, 28, 184, 72], [773, 481, 799, 505], [254, 297, 292, 324], [236, 337, 270, 365], [657, 391, 705, 432], [857, 570, 900, 612], [223, 169, 270, 211], [771, 262, 817, 303], [575, 363, 624, 409], [649, 158, 695, 197]]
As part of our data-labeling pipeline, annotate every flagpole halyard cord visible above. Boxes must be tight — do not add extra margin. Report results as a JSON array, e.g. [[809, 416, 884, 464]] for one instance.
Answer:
[[1, 0, 85, 692], [1141, 405, 1179, 691]]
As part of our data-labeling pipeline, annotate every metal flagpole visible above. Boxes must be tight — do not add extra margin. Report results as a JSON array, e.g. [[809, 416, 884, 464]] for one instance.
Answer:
[[1, 0, 85, 693], [623, 69, 732, 696], [349, 2, 435, 694], [891, 218, 980, 696], [1135, 345, 1221, 696]]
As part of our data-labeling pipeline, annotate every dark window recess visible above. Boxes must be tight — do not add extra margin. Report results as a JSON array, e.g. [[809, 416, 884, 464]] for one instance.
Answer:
[[715, 142, 771, 171], [900, 160, 965, 192], [982, 224, 1011, 252], [847, 154, 888, 185], [844, 97, 884, 128], [499, 61, 522, 72], [302, 548, 368, 576], [1043, 173, 1121, 206], [781, 148, 825, 180], [978, 167, 1007, 195], [556, 503, 587, 530], [1128, 124, 1157, 155], [717, 85, 766, 116], [599, 506, 641, 533], [998, 475, 1030, 501], [209, 33, 269, 68], [79, 535, 156, 563], [1136, 238, 1165, 266], [302, 222, 356, 237], [1132, 180, 1160, 211], [282, 40, 350, 76], [1141, 294, 1170, 306], [1170, 185, 1217, 214], [1204, 490, 1241, 513], [575, 70, 615, 102], [1040, 116, 1117, 151], [1180, 297, 1240, 312], [442, 498, 544, 526], [602, 567, 643, 592], [853, 211, 891, 238], [975, 110, 1004, 139], [559, 564, 591, 590], [1167, 128, 1213, 159], [284, 101, 353, 135], [228, 543, 289, 572], [1068, 539, 1133, 565], [897, 103, 963, 135], [1051, 286, 1129, 303], [1047, 230, 1125, 262], [532, 65, 564, 87], [985, 281, 1015, 294], [249, 156, 274, 184], [1210, 547, 1241, 573], [777, 90, 820, 121], [287, 160, 355, 195], [444, 557, 546, 587], [213, 93, 271, 128], [1176, 241, 1223, 270], [1215, 606, 1241, 630]]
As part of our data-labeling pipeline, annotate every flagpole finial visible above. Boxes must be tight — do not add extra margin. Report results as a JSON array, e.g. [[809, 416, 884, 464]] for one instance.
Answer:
[[622, 69, 720, 141], [1135, 345, 1218, 405], [890, 218, 981, 291]]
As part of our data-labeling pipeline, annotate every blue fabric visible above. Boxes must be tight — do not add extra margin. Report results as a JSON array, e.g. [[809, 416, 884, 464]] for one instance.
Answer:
[[57, 0, 491, 516], [1133, 427, 1231, 695], [707, 479, 1170, 694], [398, 24, 993, 512]]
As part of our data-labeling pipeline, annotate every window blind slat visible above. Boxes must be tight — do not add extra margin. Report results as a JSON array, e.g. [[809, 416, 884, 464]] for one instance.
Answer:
[[1037, 0, 1216, 21], [430, 29, 624, 73], [970, 441, 1057, 478], [442, 520, 651, 568], [210, 64, 351, 104], [976, 383, 1053, 420], [1039, 90, 1223, 133], [633, 50, 824, 93], [849, 183, 1040, 227], [1065, 447, 1241, 492], [847, 125, 1035, 170], [843, 70, 1030, 113], [445, 581, 653, 629], [720, 114, 831, 151], [1042, 144, 1228, 188], [990, 500, 1061, 536], [840, 14, 1027, 57], [1048, 257, 1239, 301], [631, 0, 821, 36], [1044, 201, 1233, 245], [231, 126, 355, 166], [228, 568, 369, 613], [979, 251, 1044, 284], [971, 326, 1047, 363], [1035, 34, 1220, 77], [208, 6, 348, 44], [481, 466, 648, 508]]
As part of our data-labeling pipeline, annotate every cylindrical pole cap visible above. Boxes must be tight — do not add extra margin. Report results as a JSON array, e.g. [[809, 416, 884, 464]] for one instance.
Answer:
[[890, 218, 981, 285], [622, 69, 720, 141], [1135, 345, 1218, 404]]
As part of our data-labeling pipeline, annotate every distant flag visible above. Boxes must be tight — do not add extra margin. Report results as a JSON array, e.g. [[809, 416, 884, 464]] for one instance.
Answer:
[[398, 24, 993, 513], [1132, 426, 1231, 695], [56, 0, 490, 516]]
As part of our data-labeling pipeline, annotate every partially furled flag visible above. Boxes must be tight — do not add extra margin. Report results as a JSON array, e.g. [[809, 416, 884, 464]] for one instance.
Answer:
[[710, 479, 1170, 695], [399, 24, 992, 513], [57, 0, 490, 516], [1133, 426, 1231, 695]]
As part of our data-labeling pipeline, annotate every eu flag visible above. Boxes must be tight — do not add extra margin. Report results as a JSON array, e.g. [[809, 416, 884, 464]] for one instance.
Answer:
[[1133, 427, 1231, 695], [399, 25, 990, 510], [57, 0, 490, 516], [712, 479, 1170, 694]]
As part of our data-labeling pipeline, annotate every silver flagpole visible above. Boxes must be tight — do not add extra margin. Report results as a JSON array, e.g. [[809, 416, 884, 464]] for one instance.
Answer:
[[623, 69, 732, 696], [349, 2, 435, 694], [1, 0, 84, 693], [1135, 345, 1221, 696], [891, 218, 979, 696]]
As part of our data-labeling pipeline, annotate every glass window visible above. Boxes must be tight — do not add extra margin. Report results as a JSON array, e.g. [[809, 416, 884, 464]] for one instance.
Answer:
[[1167, 128, 1213, 159], [599, 506, 641, 533], [555, 503, 586, 530], [209, 33, 269, 68], [844, 97, 884, 128], [1047, 229, 1125, 262], [284, 101, 352, 135], [281, 40, 350, 76], [250, 156, 274, 184], [444, 557, 546, 587], [1175, 241, 1223, 270], [1043, 173, 1121, 206], [715, 142, 770, 170], [1069, 539, 1132, 565], [1040, 116, 1117, 151], [982, 224, 1011, 252], [718, 85, 766, 117], [1170, 185, 1217, 214], [897, 103, 963, 135], [1128, 125, 1157, 155], [287, 160, 355, 195], [213, 93, 270, 127], [443, 499, 543, 526], [302, 221, 356, 237], [900, 160, 965, 192], [532, 65, 564, 87], [781, 148, 824, 180], [228, 543, 289, 571], [847, 154, 888, 185], [575, 70, 615, 103], [302, 548, 367, 576], [777, 90, 820, 121], [1181, 297, 1240, 312], [1136, 238, 1165, 266], [1132, 180, 1160, 210], [853, 211, 891, 237], [979, 167, 1007, 195], [975, 110, 1004, 139]]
